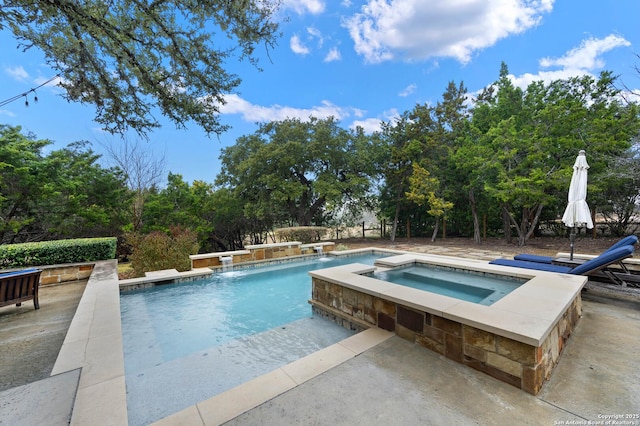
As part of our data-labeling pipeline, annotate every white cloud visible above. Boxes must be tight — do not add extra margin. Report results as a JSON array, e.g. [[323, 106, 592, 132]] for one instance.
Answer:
[[539, 35, 631, 71], [510, 35, 631, 90], [350, 108, 400, 133], [399, 84, 416, 97], [6, 66, 29, 81], [343, 0, 554, 64], [220, 94, 355, 123], [465, 34, 636, 106], [282, 0, 325, 15], [307, 27, 324, 48], [0, 109, 16, 117], [350, 117, 383, 133], [290, 35, 310, 55], [324, 47, 341, 62], [218, 95, 397, 134]]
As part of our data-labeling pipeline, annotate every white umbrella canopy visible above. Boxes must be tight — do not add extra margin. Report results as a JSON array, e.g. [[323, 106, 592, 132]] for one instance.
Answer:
[[561, 150, 593, 259]]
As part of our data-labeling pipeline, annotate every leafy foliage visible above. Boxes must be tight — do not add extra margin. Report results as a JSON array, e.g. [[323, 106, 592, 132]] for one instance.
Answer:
[[217, 117, 383, 228], [1, 0, 280, 136], [0, 237, 117, 268], [0, 125, 129, 244], [275, 226, 329, 243], [126, 227, 198, 277]]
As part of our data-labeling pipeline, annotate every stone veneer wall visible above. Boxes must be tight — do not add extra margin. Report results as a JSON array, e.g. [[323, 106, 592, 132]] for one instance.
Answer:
[[192, 252, 254, 268], [191, 242, 336, 269], [37, 263, 95, 286], [311, 277, 582, 395]]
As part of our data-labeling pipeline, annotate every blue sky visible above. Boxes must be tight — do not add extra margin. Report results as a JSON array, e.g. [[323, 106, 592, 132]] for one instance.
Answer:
[[1, 0, 639, 185]]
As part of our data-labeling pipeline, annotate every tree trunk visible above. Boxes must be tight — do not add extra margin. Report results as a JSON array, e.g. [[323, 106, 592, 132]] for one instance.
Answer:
[[431, 218, 439, 242], [390, 198, 401, 242], [502, 206, 512, 243], [502, 205, 523, 245], [503, 204, 544, 246], [524, 204, 544, 243], [469, 189, 481, 244]]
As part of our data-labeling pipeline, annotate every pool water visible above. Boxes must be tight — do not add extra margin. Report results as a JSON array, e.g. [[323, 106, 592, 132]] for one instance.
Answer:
[[121, 253, 381, 371], [120, 253, 382, 425], [374, 265, 524, 305]]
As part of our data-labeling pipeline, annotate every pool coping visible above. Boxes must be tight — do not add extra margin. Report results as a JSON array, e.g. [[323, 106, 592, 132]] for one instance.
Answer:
[[49, 249, 586, 425]]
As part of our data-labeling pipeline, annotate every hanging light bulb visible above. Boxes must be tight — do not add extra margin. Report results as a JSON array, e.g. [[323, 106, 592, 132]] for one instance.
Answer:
[[24, 95, 29, 107], [33, 90, 38, 103]]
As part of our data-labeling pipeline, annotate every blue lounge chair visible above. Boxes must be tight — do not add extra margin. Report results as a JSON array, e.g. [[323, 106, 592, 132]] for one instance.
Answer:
[[513, 235, 638, 264], [490, 245, 637, 287]]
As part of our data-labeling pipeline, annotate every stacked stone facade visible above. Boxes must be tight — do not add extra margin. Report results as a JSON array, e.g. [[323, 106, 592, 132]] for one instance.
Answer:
[[311, 277, 582, 395], [190, 242, 336, 269]]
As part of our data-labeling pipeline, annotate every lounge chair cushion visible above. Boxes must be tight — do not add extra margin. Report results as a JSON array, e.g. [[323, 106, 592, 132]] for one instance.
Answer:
[[569, 245, 634, 275], [607, 235, 638, 251], [0, 268, 41, 278], [490, 245, 635, 276], [489, 259, 572, 273], [513, 254, 554, 263]]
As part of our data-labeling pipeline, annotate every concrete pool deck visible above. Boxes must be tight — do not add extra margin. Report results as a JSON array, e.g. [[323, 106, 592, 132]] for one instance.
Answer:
[[1, 248, 639, 425]]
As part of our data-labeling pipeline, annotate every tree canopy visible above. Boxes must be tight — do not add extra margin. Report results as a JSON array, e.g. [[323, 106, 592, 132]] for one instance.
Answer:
[[2, 62, 639, 253], [217, 117, 383, 228], [1, 0, 280, 136], [0, 125, 128, 243]]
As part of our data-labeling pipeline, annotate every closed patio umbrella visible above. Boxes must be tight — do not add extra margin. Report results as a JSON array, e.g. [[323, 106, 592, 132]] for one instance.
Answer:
[[561, 150, 594, 259]]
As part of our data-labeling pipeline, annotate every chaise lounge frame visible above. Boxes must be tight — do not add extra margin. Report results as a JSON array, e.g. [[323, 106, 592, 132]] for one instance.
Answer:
[[0, 268, 42, 310], [490, 245, 637, 287]]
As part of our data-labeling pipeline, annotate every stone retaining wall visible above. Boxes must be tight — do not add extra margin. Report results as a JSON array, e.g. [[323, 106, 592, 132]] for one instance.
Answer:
[[39, 263, 95, 286], [190, 242, 336, 269]]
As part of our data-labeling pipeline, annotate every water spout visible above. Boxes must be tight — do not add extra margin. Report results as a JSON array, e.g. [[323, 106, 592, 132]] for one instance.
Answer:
[[220, 256, 233, 272], [314, 246, 324, 256]]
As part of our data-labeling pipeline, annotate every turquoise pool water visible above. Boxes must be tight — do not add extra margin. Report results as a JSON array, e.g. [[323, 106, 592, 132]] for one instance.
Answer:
[[120, 253, 382, 425], [374, 265, 524, 305], [120, 253, 381, 370]]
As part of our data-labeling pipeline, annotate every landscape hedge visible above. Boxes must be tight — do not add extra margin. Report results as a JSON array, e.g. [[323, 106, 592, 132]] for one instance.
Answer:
[[0, 237, 117, 268]]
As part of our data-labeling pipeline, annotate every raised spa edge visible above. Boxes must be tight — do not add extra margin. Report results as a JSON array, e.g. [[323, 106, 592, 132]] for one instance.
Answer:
[[309, 253, 586, 395]]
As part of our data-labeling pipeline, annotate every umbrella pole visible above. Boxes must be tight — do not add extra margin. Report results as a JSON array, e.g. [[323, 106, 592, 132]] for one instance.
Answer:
[[569, 228, 575, 260]]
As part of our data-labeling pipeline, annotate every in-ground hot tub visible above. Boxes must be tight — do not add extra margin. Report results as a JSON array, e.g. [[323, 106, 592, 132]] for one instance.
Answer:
[[373, 263, 525, 305], [309, 253, 586, 395]]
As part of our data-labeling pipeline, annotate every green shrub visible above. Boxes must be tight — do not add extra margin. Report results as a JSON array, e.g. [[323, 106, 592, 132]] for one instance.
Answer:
[[126, 227, 199, 277], [275, 226, 328, 244], [0, 237, 117, 268]]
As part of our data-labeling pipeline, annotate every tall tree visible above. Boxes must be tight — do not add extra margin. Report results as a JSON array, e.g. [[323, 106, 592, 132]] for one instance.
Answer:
[[405, 164, 453, 241], [217, 117, 381, 228], [102, 138, 165, 232], [0, 125, 50, 243], [379, 107, 438, 241], [0, 126, 128, 243], [467, 67, 638, 246], [1, 0, 280, 136]]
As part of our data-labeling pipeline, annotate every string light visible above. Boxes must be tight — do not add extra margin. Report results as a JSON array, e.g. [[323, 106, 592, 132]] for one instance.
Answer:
[[0, 74, 60, 108]]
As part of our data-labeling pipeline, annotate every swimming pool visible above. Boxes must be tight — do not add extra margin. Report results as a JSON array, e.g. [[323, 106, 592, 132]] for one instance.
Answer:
[[120, 253, 382, 425], [374, 264, 524, 305]]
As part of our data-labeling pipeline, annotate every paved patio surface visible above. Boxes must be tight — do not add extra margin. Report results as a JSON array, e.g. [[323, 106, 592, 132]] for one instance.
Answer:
[[227, 293, 640, 426]]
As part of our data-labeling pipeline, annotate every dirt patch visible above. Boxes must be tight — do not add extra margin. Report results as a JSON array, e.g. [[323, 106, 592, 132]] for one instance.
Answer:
[[337, 235, 619, 257]]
